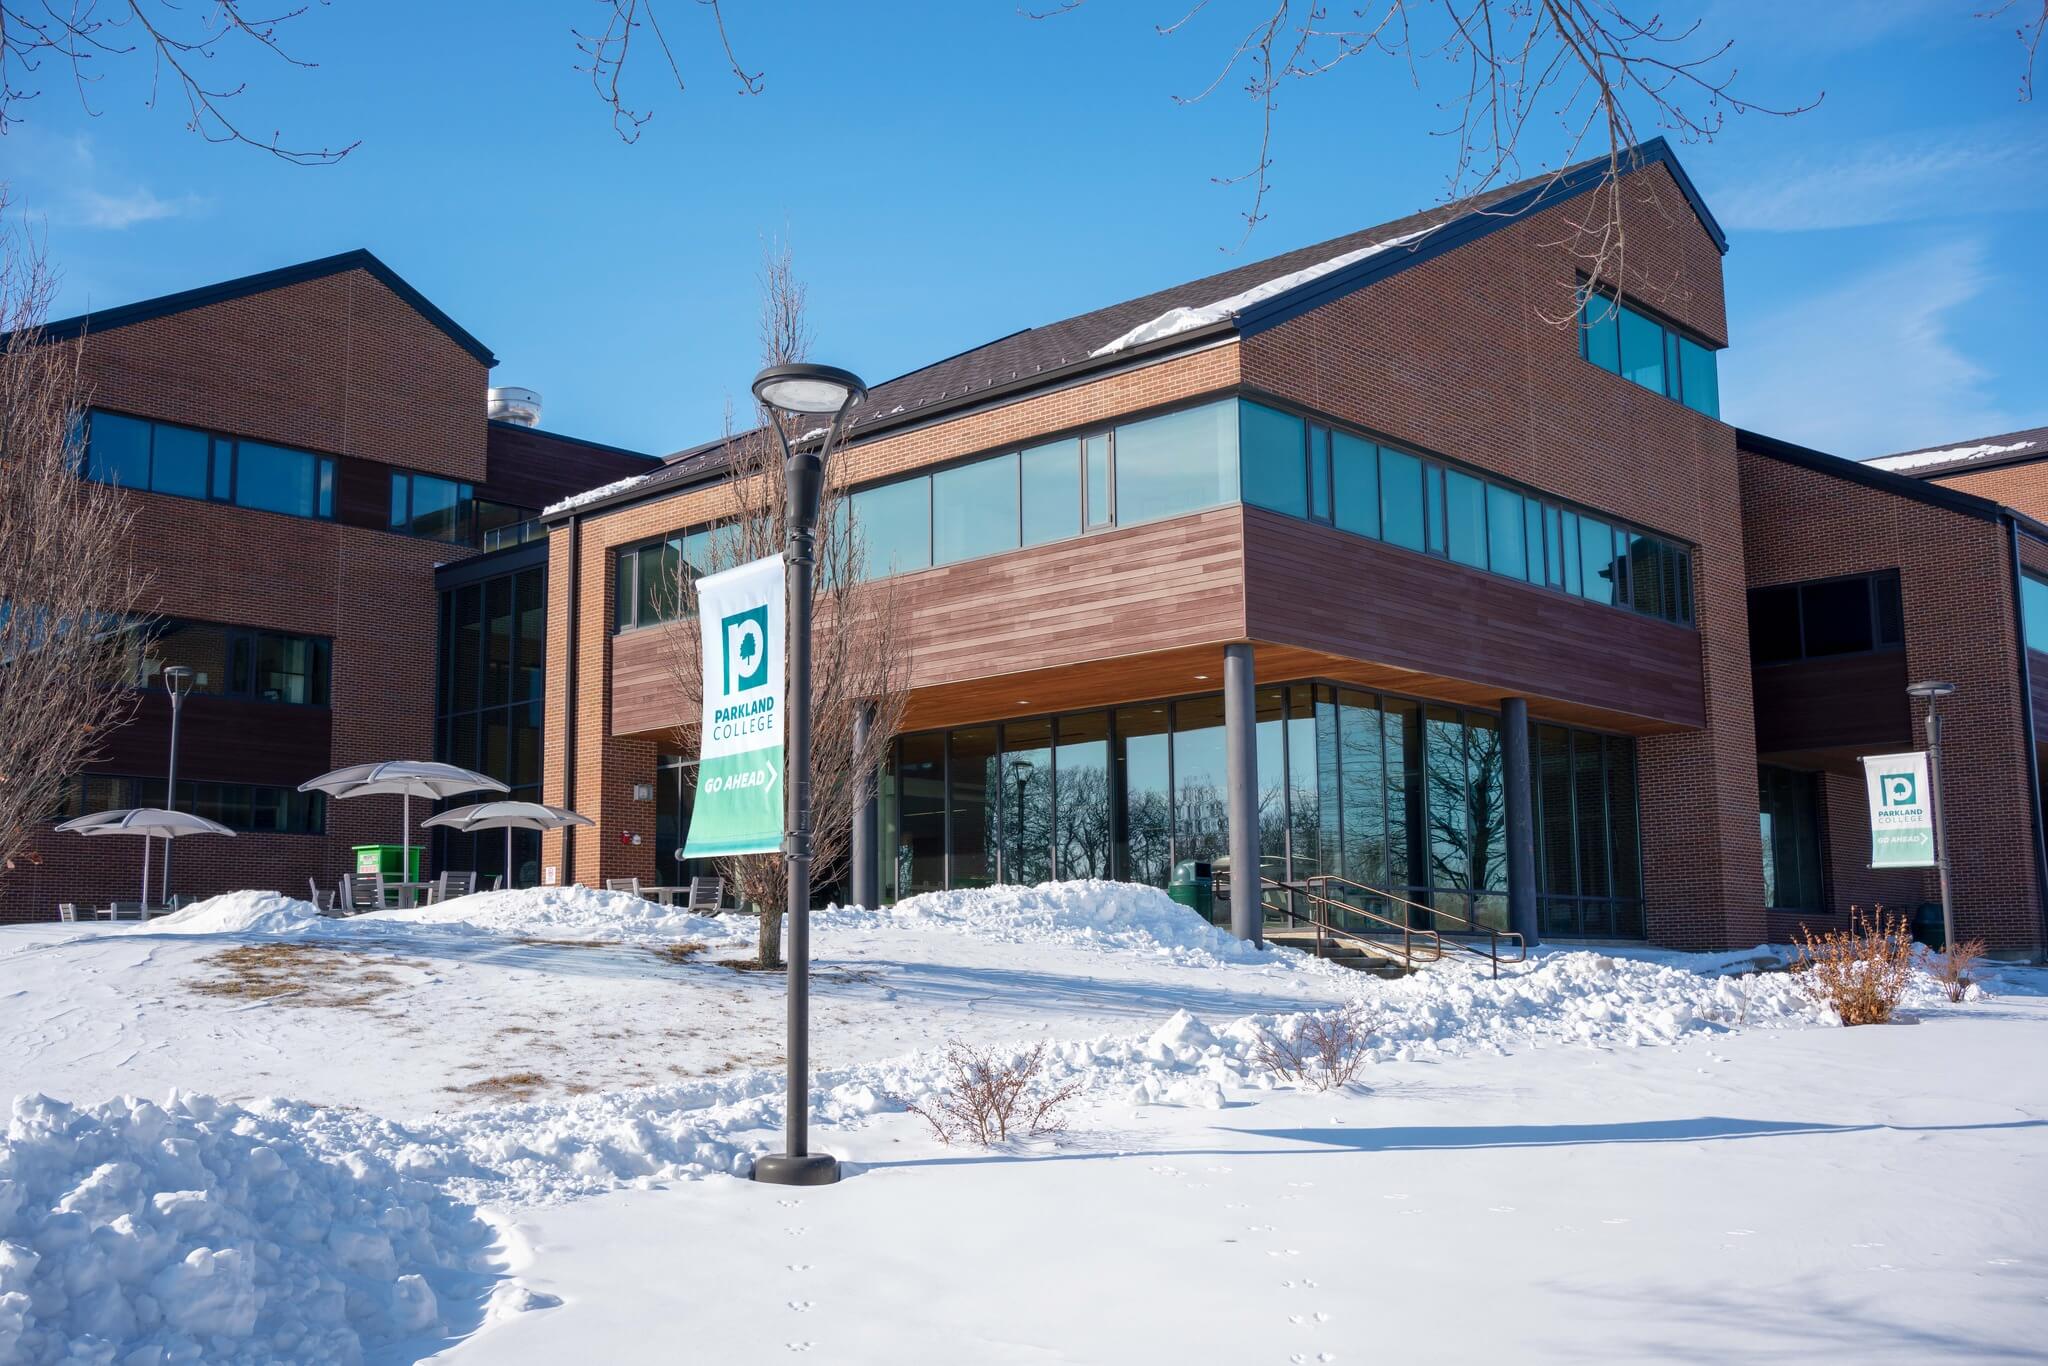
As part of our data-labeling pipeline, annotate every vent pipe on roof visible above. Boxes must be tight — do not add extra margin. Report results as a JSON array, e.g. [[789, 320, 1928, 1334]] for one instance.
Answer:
[[488, 386, 542, 427]]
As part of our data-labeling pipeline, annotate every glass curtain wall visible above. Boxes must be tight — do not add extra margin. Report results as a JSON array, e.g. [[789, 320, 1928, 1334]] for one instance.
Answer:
[[434, 564, 546, 887], [878, 684, 1645, 937]]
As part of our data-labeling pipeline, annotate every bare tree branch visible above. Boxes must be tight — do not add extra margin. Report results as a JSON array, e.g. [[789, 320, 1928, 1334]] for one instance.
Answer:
[[1979, 0, 2048, 99], [572, 0, 762, 143], [0, 1, 356, 163], [0, 189, 146, 873]]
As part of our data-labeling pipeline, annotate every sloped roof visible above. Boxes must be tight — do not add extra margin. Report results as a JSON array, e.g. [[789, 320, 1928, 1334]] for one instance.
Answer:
[[1865, 425, 2048, 479], [37, 248, 497, 367], [555, 138, 1721, 520]]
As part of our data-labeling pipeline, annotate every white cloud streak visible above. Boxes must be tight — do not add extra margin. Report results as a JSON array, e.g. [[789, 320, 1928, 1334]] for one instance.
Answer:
[[1711, 129, 2046, 233], [1720, 238, 2014, 459]]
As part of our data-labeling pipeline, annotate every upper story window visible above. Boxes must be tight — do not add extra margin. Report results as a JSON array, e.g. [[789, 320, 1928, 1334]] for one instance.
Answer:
[[1237, 399, 1696, 627], [1576, 290, 1721, 419], [2024, 573, 2048, 654], [1748, 571, 1904, 665], [390, 471, 487, 543], [612, 396, 1696, 632], [130, 619, 332, 705], [85, 410, 335, 520], [58, 773, 326, 834]]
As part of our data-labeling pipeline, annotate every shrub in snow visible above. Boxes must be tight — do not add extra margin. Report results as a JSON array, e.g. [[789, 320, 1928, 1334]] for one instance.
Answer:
[[1793, 908, 1915, 1025], [895, 1041, 1084, 1146], [0, 1092, 498, 1364], [1933, 937, 1988, 1004], [1252, 1004, 1379, 1092]]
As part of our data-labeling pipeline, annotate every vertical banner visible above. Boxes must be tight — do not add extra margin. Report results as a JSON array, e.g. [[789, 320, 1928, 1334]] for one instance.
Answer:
[[683, 555, 786, 858], [1859, 751, 1936, 868]]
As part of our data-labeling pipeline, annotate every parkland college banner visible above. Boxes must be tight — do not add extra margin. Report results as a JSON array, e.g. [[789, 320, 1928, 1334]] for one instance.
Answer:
[[683, 555, 786, 858], [1859, 751, 1936, 869]]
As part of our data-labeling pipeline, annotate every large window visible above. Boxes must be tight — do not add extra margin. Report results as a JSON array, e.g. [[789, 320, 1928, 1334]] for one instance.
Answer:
[[58, 774, 324, 834], [1748, 572, 1905, 665], [436, 565, 546, 886], [1577, 291, 1722, 418], [1758, 766, 1824, 911], [391, 472, 480, 543], [128, 620, 331, 705], [2023, 573, 2048, 653], [879, 683, 1644, 938], [85, 410, 335, 520]]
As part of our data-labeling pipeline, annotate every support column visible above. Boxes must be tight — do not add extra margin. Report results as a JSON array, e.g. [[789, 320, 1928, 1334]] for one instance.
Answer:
[[851, 700, 879, 909], [1224, 642, 1262, 945], [1501, 696, 1539, 947]]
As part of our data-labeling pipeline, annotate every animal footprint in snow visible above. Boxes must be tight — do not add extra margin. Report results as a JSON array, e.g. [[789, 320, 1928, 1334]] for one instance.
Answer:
[[1287, 1313, 1332, 1326], [777, 1199, 802, 1208], [1724, 1229, 1755, 1237], [1289, 1353, 1338, 1364], [789, 1301, 814, 1313], [785, 1226, 809, 1237], [788, 1263, 810, 1272], [1246, 1224, 1277, 1232], [1264, 1248, 1303, 1258], [785, 1344, 813, 1354]]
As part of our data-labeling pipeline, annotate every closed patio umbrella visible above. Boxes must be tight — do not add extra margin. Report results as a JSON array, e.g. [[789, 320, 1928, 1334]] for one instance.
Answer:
[[298, 761, 508, 878], [421, 801, 592, 890], [56, 808, 236, 907]]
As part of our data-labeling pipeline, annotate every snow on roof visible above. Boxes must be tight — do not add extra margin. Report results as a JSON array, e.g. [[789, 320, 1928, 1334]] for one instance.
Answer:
[[543, 472, 652, 516], [1089, 227, 1435, 358], [1866, 440, 2036, 474]]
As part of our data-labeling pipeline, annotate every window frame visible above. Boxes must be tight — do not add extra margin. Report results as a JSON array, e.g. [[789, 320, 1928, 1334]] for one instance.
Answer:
[[1746, 570, 1906, 667]]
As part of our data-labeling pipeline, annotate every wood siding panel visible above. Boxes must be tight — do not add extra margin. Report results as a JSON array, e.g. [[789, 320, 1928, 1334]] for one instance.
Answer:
[[1240, 508, 1704, 728], [1751, 651, 1912, 755]]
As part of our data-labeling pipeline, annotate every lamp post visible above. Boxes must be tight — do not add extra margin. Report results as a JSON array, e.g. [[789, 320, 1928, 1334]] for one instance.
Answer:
[[750, 361, 867, 1188], [160, 666, 196, 903], [1907, 679, 1958, 949], [1007, 758, 1035, 883]]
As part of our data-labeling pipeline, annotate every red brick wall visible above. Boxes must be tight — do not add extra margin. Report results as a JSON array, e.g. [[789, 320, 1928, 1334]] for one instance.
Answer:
[[1930, 462, 2048, 527], [1, 267, 490, 922], [1739, 447, 2044, 956], [1239, 163, 1763, 950]]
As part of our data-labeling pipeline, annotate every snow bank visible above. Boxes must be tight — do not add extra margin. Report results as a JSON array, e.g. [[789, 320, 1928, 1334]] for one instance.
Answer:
[[139, 890, 329, 937], [1091, 228, 1432, 356], [821, 880, 1305, 971], [370, 886, 737, 946], [0, 1091, 500, 1365]]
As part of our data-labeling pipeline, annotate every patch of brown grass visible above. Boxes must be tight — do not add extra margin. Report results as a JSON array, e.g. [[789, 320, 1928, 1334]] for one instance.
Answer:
[[647, 941, 707, 965], [514, 936, 611, 949], [187, 943, 422, 1011]]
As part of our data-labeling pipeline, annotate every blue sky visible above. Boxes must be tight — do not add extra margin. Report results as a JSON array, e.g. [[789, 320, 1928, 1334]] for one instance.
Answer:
[[7, 1, 2043, 460]]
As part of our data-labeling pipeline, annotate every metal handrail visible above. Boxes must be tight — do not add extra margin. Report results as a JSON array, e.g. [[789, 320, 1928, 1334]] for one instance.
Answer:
[[1214, 869, 1444, 970], [1307, 873, 1527, 978]]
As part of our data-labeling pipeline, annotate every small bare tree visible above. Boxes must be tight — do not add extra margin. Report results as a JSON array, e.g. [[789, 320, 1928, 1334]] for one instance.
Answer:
[[896, 1040, 1084, 1146], [0, 197, 144, 872], [664, 243, 906, 968]]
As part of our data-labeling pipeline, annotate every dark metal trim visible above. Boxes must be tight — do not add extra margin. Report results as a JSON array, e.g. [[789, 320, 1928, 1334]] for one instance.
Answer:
[[2008, 518, 2048, 951]]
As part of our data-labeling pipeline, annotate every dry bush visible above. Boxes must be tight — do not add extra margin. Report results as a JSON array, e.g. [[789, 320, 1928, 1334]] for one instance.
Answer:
[[896, 1041, 1083, 1147], [1792, 907, 1915, 1025], [1935, 937, 1988, 1004], [1252, 1005, 1380, 1092]]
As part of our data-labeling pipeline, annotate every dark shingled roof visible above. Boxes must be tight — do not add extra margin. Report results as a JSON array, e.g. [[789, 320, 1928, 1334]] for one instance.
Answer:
[[555, 138, 1722, 518], [1865, 425, 2048, 479]]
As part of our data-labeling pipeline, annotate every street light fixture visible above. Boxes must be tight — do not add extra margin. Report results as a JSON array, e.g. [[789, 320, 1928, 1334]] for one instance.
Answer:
[[1907, 679, 1958, 950], [160, 666, 196, 902], [750, 361, 867, 1189]]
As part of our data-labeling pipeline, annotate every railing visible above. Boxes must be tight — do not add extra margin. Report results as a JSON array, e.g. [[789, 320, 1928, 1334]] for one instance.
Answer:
[[1307, 873, 1527, 979], [1213, 868, 1445, 972], [479, 518, 548, 552]]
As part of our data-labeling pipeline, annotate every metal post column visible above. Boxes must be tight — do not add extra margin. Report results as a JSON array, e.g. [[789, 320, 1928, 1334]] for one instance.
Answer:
[[1501, 696, 1539, 947], [1224, 643, 1261, 945], [1926, 702, 1957, 950]]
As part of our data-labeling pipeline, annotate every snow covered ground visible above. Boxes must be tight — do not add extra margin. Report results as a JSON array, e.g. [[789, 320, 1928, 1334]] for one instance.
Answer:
[[2, 881, 2044, 1363]]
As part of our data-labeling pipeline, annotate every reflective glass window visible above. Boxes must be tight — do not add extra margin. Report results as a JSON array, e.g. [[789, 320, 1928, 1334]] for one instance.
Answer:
[[1239, 402, 1308, 519], [87, 412, 150, 488], [1443, 469, 1487, 568], [1486, 484, 1526, 579], [931, 452, 1020, 566], [1020, 439, 1079, 546], [1619, 305, 1667, 393], [1677, 336, 1720, 417], [1578, 514, 1616, 605], [1330, 431, 1379, 538], [852, 478, 932, 577], [1380, 448, 1426, 551], [150, 423, 210, 499], [1112, 401, 1238, 528]]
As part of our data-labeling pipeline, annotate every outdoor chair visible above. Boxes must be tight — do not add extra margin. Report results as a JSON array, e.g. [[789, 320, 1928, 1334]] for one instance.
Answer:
[[306, 878, 338, 914], [605, 877, 643, 897], [339, 873, 385, 915], [685, 876, 725, 915], [430, 870, 476, 904], [490, 875, 504, 892], [108, 902, 144, 922], [57, 904, 77, 923]]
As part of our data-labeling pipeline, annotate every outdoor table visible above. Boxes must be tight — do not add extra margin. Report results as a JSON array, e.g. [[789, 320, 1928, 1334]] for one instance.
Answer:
[[642, 885, 690, 907], [383, 880, 432, 909]]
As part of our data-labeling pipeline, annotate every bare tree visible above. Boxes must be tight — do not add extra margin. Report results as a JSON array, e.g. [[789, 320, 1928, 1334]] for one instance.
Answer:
[[0, 196, 143, 873], [664, 243, 906, 968], [1, 1, 356, 163]]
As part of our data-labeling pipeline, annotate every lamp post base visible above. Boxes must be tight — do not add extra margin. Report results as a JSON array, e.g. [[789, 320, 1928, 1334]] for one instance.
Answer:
[[752, 1152, 841, 1186]]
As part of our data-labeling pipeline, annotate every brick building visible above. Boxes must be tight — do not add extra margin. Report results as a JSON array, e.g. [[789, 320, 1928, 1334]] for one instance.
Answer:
[[4, 252, 658, 921], [13, 144, 2046, 959]]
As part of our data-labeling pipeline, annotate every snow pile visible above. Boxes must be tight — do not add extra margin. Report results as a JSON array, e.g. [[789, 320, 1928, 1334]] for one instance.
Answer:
[[1866, 439, 2034, 472], [821, 880, 1310, 972], [1091, 227, 1432, 356], [138, 890, 329, 938], [370, 885, 738, 946], [0, 1091, 500, 1365], [542, 474, 651, 516]]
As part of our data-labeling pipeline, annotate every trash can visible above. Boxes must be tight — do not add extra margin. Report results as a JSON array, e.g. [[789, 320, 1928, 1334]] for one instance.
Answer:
[[1909, 902, 1946, 951], [353, 844, 421, 882], [1168, 860, 1214, 923]]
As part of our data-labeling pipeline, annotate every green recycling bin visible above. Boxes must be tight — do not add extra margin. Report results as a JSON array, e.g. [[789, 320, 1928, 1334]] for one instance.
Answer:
[[352, 844, 422, 882], [1168, 859, 1214, 924]]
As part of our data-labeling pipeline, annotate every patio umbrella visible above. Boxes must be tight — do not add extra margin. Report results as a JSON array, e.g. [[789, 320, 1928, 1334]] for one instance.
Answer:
[[421, 801, 592, 890], [55, 808, 236, 907], [298, 761, 508, 878]]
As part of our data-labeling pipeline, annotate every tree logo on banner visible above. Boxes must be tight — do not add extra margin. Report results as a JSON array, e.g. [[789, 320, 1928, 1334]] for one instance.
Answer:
[[721, 606, 770, 695]]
